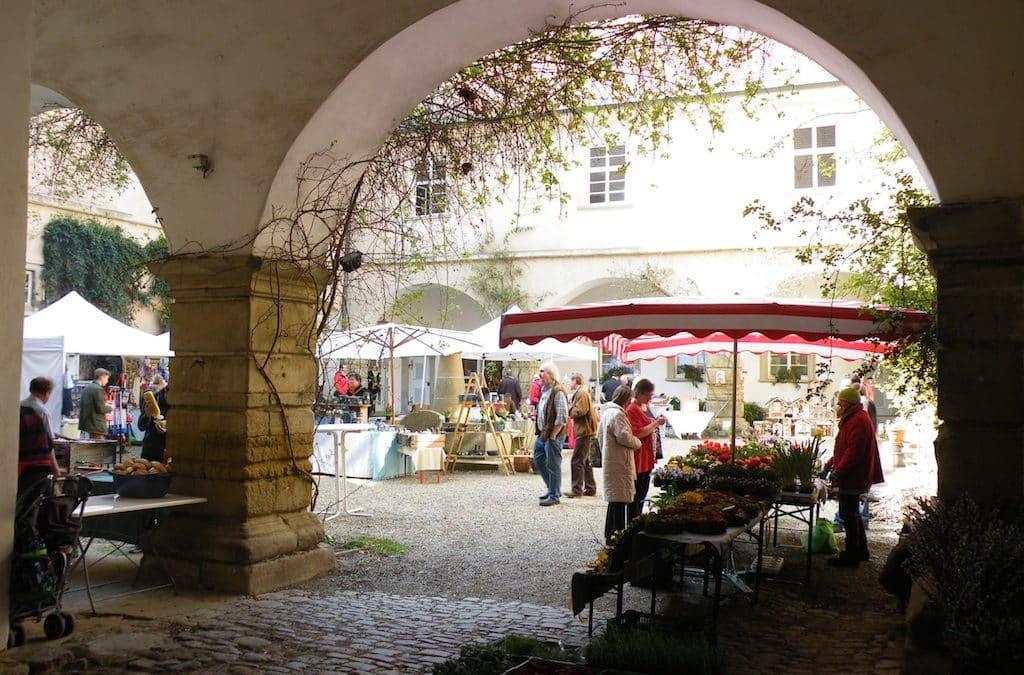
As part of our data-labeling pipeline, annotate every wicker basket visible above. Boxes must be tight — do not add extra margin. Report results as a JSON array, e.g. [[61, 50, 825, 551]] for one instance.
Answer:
[[512, 455, 533, 473]]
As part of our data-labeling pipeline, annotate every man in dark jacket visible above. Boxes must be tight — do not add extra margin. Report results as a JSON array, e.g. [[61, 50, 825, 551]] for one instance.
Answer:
[[496, 369, 522, 412], [824, 386, 884, 567]]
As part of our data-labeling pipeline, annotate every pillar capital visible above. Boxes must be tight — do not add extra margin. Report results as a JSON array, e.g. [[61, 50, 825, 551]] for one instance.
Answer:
[[909, 199, 1024, 263]]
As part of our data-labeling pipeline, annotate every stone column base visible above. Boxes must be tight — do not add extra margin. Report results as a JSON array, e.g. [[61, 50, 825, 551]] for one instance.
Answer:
[[154, 544, 335, 595]]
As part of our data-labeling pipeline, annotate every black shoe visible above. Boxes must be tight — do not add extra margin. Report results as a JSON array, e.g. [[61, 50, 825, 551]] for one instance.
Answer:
[[583, 490, 597, 496], [540, 494, 551, 500], [827, 556, 860, 568], [539, 497, 560, 506]]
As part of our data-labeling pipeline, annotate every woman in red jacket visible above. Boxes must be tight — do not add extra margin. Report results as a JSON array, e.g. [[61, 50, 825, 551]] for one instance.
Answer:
[[824, 386, 884, 567]]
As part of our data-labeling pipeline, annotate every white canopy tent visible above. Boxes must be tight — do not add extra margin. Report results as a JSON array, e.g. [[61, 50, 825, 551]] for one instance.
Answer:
[[466, 307, 599, 362], [319, 323, 481, 417], [21, 292, 174, 428], [24, 291, 173, 357]]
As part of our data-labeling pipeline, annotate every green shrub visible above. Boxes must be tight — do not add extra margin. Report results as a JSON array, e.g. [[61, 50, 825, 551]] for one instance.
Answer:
[[585, 624, 721, 674], [432, 635, 579, 675], [905, 495, 1024, 671], [742, 402, 766, 425]]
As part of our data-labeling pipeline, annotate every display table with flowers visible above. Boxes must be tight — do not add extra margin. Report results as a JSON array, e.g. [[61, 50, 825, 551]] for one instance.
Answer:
[[574, 489, 767, 644], [768, 478, 829, 584]]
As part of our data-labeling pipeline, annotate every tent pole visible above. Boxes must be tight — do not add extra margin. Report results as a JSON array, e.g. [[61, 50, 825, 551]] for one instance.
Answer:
[[420, 355, 427, 407], [731, 339, 738, 458]]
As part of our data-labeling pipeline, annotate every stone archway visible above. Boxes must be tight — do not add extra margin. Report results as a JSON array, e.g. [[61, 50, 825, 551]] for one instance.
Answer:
[[561, 276, 669, 305], [392, 283, 490, 331], [6, 2, 1020, 605]]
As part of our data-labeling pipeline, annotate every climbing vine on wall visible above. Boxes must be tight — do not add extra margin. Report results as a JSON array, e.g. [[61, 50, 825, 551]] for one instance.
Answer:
[[41, 216, 168, 326]]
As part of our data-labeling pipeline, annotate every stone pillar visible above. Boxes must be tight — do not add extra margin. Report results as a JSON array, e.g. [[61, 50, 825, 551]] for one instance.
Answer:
[[909, 200, 1024, 500], [705, 352, 745, 435], [152, 256, 334, 593], [433, 353, 465, 416], [0, 0, 31, 644]]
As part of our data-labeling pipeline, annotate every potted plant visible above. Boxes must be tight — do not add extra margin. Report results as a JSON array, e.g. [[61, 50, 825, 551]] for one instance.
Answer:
[[771, 439, 822, 491]]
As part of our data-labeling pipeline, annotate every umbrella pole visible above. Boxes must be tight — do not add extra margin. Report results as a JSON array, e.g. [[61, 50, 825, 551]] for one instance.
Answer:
[[389, 330, 396, 424], [731, 339, 738, 458], [420, 355, 427, 407]]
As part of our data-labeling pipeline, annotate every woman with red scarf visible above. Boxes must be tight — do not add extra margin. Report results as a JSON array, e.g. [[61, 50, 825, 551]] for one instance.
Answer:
[[824, 386, 884, 567]]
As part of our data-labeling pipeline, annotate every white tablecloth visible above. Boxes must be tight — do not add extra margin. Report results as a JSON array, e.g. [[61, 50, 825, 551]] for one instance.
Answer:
[[661, 410, 715, 438], [312, 423, 374, 475]]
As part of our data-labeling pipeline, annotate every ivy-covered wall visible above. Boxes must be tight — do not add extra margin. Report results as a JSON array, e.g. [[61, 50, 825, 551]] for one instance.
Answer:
[[41, 215, 168, 328]]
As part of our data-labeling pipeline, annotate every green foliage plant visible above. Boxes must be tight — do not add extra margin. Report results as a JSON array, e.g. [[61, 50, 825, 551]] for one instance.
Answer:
[[340, 535, 407, 556], [743, 401, 766, 425], [770, 439, 822, 486], [433, 634, 580, 675], [41, 216, 168, 324], [584, 624, 722, 674], [745, 131, 936, 411]]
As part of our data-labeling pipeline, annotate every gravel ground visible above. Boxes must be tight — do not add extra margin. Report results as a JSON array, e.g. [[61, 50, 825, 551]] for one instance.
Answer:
[[307, 434, 935, 610]]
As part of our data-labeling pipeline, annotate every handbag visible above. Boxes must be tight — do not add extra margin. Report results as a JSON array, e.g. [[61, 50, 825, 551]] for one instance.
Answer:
[[588, 436, 602, 468]]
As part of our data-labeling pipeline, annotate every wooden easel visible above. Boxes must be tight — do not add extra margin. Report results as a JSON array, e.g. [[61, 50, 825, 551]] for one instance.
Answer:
[[444, 373, 514, 475]]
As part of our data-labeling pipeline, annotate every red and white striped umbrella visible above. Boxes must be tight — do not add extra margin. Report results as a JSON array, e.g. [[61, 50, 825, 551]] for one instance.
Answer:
[[499, 296, 929, 346], [624, 331, 891, 363], [500, 297, 930, 453]]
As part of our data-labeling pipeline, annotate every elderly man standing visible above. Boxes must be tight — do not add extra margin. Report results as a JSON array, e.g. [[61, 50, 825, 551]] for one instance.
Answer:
[[79, 367, 113, 439], [533, 362, 569, 506], [824, 386, 884, 568]]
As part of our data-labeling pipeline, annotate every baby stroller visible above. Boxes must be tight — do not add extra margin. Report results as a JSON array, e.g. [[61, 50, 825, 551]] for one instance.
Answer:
[[8, 474, 91, 647]]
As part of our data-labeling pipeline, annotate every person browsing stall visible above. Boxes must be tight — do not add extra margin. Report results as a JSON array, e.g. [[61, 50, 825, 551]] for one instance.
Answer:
[[18, 377, 62, 496], [347, 373, 368, 399], [563, 372, 598, 498], [533, 362, 569, 506], [823, 386, 884, 568], [497, 369, 523, 412], [79, 368, 113, 439], [138, 384, 169, 462], [599, 385, 642, 542], [625, 378, 667, 520]]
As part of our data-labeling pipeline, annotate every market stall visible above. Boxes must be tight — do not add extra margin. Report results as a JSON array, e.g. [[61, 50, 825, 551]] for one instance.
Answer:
[[319, 323, 480, 420], [501, 296, 929, 451], [21, 291, 173, 439]]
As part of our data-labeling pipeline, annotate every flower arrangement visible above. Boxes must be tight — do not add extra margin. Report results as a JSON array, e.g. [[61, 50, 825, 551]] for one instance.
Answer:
[[443, 407, 453, 422], [770, 438, 823, 489], [705, 460, 782, 501], [651, 464, 705, 492]]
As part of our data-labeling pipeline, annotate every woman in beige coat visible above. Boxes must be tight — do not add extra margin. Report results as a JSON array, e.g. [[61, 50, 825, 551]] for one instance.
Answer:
[[600, 385, 642, 543]]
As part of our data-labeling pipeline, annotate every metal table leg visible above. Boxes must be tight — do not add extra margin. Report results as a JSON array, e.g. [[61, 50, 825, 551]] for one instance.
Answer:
[[325, 430, 370, 521]]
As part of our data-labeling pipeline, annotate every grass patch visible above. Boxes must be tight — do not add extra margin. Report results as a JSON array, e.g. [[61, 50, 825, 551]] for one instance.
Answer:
[[340, 535, 407, 556]]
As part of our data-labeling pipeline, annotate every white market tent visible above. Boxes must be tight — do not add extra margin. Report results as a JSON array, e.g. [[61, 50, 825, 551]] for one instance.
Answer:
[[21, 291, 174, 427], [465, 306, 599, 362], [24, 291, 173, 357]]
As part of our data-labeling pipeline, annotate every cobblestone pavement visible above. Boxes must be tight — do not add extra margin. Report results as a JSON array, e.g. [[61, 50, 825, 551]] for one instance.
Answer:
[[5, 535, 909, 674], [7, 589, 595, 673]]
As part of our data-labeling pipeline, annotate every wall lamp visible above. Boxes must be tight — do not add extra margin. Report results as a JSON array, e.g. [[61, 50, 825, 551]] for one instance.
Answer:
[[188, 153, 212, 178], [339, 250, 363, 273]]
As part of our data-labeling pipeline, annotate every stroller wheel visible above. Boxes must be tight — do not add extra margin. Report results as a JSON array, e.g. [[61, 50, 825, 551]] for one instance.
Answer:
[[43, 613, 65, 640], [60, 613, 75, 637], [8, 624, 26, 648]]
